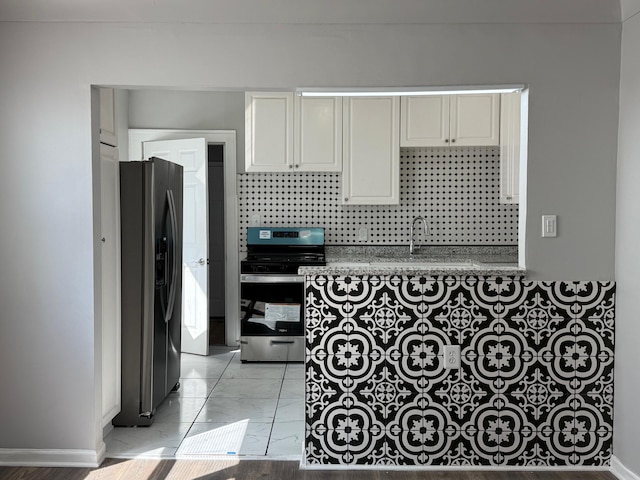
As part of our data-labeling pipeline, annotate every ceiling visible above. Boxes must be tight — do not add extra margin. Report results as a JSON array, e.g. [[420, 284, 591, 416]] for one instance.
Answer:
[[0, 0, 623, 24]]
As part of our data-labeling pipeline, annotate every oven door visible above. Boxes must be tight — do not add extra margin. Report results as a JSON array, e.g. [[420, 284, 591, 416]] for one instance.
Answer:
[[240, 274, 305, 362], [240, 274, 304, 336]]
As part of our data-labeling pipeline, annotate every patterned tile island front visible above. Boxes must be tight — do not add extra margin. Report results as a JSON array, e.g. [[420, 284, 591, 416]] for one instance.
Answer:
[[302, 273, 615, 467]]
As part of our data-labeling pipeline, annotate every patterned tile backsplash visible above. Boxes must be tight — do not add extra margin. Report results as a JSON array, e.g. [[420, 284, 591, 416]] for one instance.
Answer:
[[304, 276, 614, 467], [237, 147, 519, 251]]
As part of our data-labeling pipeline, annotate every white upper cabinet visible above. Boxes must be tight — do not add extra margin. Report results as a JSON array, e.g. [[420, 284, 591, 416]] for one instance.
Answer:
[[294, 96, 342, 172], [499, 92, 521, 204], [245, 92, 342, 172], [401, 94, 500, 147], [245, 92, 294, 172], [342, 96, 400, 205], [450, 94, 500, 146], [99, 87, 117, 147], [400, 96, 450, 146]]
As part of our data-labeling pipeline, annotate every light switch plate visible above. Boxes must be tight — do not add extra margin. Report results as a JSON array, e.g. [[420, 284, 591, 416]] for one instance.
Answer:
[[358, 226, 368, 241], [542, 215, 557, 237]]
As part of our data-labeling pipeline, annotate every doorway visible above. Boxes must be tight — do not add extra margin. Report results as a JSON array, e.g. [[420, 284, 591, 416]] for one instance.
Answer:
[[208, 144, 226, 345], [128, 129, 240, 349]]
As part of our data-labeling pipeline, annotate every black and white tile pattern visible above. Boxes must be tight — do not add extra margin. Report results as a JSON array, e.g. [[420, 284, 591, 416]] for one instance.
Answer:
[[304, 277, 615, 467], [238, 147, 519, 249]]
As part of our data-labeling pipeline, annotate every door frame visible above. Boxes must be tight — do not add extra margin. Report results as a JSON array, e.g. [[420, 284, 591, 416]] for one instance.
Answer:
[[129, 129, 239, 347]]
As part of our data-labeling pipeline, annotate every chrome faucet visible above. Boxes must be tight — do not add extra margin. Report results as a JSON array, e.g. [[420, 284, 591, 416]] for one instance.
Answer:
[[409, 216, 431, 255]]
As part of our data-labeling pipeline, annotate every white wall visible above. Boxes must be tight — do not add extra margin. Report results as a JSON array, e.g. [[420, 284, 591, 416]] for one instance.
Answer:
[[0, 18, 621, 459], [614, 10, 640, 478], [119, 23, 621, 282], [620, 0, 640, 20], [0, 0, 621, 24], [128, 90, 245, 168]]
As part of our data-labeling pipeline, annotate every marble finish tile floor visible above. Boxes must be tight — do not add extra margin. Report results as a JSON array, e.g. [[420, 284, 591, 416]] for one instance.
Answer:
[[104, 347, 304, 460]]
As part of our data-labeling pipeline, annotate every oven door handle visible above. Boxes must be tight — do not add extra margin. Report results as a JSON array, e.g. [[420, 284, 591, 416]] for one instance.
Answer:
[[241, 274, 304, 284]]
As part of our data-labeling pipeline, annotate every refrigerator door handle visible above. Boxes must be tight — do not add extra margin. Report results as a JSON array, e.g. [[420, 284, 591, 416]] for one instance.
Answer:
[[165, 189, 179, 323]]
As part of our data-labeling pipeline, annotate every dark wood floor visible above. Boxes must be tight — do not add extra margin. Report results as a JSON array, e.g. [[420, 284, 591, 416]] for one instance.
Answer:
[[0, 459, 618, 480]]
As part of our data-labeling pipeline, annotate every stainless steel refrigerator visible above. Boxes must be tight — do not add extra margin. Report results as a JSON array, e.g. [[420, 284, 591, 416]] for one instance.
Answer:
[[113, 157, 183, 427]]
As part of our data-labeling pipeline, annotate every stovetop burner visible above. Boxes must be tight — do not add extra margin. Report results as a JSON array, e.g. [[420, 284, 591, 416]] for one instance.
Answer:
[[242, 227, 326, 274]]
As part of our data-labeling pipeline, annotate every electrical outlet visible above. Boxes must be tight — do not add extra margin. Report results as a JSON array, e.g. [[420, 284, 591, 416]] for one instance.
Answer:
[[250, 213, 261, 227], [358, 226, 368, 242], [443, 345, 461, 369]]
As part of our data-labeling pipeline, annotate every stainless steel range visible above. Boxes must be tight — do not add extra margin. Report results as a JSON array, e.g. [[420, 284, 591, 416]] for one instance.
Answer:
[[240, 227, 325, 362]]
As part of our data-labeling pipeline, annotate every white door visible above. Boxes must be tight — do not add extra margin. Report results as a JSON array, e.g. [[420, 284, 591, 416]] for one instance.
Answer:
[[143, 138, 209, 356], [100, 143, 121, 425]]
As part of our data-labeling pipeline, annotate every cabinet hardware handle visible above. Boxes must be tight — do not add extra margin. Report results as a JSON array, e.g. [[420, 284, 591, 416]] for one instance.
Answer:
[[344, 197, 348, 202], [288, 164, 293, 169], [445, 139, 449, 143], [451, 138, 456, 143]]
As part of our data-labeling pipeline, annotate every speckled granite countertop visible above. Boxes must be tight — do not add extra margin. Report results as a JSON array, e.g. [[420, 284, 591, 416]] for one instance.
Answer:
[[299, 245, 526, 276]]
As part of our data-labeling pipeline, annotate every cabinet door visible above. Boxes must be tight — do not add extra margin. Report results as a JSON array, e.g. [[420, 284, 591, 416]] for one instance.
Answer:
[[100, 143, 121, 426], [99, 87, 117, 147], [400, 96, 450, 147], [343, 97, 400, 204], [294, 96, 342, 172], [499, 92, 520, 203], [450, 94, 500, 146], [245, 92, 294, 172]]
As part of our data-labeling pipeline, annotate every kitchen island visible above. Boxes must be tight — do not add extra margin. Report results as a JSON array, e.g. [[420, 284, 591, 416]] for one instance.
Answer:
[[299, 252, 614, 468]]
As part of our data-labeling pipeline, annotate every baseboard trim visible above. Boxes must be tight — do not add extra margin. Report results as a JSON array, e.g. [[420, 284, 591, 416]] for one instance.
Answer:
[[0, 448, 103, 468], [611, 456, 640, 480], [300, 461, 610, 471]]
